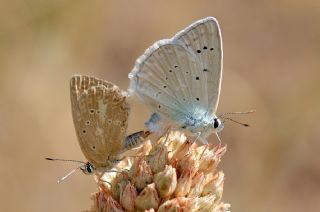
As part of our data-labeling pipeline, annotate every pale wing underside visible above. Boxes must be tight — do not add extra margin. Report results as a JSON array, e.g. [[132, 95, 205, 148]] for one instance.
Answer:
[[129, 17, 222, 125], [70, 75, 129, 168], [173, 17, 223, 113]]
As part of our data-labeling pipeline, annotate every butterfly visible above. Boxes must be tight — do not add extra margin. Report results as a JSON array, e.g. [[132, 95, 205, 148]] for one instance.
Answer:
[[128, 17, 224, 145], [47, 75, 149, 180]]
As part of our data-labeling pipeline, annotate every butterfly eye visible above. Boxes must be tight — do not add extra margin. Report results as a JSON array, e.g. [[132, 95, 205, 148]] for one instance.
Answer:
[[213, 118, 220, 129], [86, 164, 94, 174]]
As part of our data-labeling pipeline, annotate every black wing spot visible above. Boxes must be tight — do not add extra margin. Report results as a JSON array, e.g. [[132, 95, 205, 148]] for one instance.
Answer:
[[185, 72, 189, 74], [203, 46, 207, 50], [196, 77, 199, 80], [163, 85, 167, 88], [196, 98, 200, 101], [158, 105, 161, 109], [96, 110, 100, 114], [82, 129, 87, 134], [85, 120, 90, 125], [169, 70, 172, 73], [90, 109, 95, 114], [174, 65, 178, 68], [197, 50, 201, 53], [165, 77, 168, 80], [210, 48, 214, 51], [92, 145, 96, 150], [203, 69, 208, 72]]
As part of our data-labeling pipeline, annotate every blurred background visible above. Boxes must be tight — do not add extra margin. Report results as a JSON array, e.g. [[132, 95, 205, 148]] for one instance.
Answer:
[[1, 0, 319, 211]]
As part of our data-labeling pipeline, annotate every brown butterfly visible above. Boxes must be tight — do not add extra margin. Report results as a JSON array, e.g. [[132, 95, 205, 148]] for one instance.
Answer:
[[47, 75, 149, 182]]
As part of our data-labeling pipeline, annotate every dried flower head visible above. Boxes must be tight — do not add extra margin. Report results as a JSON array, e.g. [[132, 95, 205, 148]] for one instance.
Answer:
[[87, 131, 230, 211]]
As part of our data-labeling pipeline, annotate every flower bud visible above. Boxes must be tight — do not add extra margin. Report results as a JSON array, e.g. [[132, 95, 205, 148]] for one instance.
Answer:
[[170, 139, 195, 162], [154, 165, 177, 198], [177, 151, 199, 176], [186, 194, 216, 211], [188, 172, 205, 197], [134, 183, 160, 211], [129, 156, 153, 191], [120, 182, 137, 212], [174, 169, 193, 197], [91, 191, 125, 212], [202, 172, 225, 201], [158, 197, 193, 212], [146, 141, 168, 173]]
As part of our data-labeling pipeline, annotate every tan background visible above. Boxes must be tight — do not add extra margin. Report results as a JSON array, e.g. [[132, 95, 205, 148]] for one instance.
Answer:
[[1, 0, 319, 211]]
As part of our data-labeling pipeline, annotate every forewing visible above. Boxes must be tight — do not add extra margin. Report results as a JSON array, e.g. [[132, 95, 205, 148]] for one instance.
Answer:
[[70, 75, 129, 168], [129, 40, 211, 126], [173, 17, 223, 114]]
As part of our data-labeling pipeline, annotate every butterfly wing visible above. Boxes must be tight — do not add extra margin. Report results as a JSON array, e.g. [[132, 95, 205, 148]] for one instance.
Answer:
[[173, 17, 223, 114], [129, 17, 222, 129], [70, 75, 129, 168]]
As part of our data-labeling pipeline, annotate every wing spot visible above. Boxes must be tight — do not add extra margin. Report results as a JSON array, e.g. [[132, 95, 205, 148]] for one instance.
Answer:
[[90, 109, 95, 114], [203, 69, 208, 72], [183, 98, 186, 101], [121, 127, 125, 132], [96, 110, 100, 114], [210, 48, 214, 51], [165, 77, 168, 80], [158, 105, 161, 109], [185, 72, 189, 74], [91, 145, 96, 150], [82, 129, 87, 134], [85, 120, 90, 126], [108, 119, 112, 124], [169, 70, 172, 73], [196, 77, 199, 80], [197, 50, 201, 53], [163, 85, 167, 88], [203, 46, 207, 50], [196, 98, 200, 101], [174, 65, 178, 68]]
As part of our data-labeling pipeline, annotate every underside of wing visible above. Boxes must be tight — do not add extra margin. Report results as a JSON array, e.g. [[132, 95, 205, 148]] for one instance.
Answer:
[[129, 41, 211, 126], [70, 75, 129, 167], [173, 17, 223, 113]]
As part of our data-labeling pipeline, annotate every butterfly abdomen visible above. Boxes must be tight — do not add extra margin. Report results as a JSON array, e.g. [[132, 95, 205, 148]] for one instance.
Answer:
[[124, 131, 151, 150]]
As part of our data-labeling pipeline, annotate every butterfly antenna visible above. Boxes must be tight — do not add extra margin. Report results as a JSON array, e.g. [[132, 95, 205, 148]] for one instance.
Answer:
[[57, 165, 84, 183], [222, 117, 250, 127], [45, 157, 87, 165], [219, 109, 256, 118]]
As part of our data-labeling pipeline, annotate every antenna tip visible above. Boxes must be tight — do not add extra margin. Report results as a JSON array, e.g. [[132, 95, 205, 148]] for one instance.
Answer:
[[45, 157, 53, 160], [244, 124, 250, 127]]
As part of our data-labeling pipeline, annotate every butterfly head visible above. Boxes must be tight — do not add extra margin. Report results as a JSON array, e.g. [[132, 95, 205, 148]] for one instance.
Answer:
[[211, 117, 224, 132], [80, 162, 95, 175], [182, 112, 224, 137], [200, 116, 224, 137]]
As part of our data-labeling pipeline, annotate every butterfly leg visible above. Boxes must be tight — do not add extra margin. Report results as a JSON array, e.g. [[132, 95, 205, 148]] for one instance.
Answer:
[[198, 137, 209, 159], [215, 132, 222, 148]]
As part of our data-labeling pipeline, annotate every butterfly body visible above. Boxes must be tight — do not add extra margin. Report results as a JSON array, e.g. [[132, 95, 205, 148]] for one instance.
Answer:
[[129, 17, 224, 141]]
